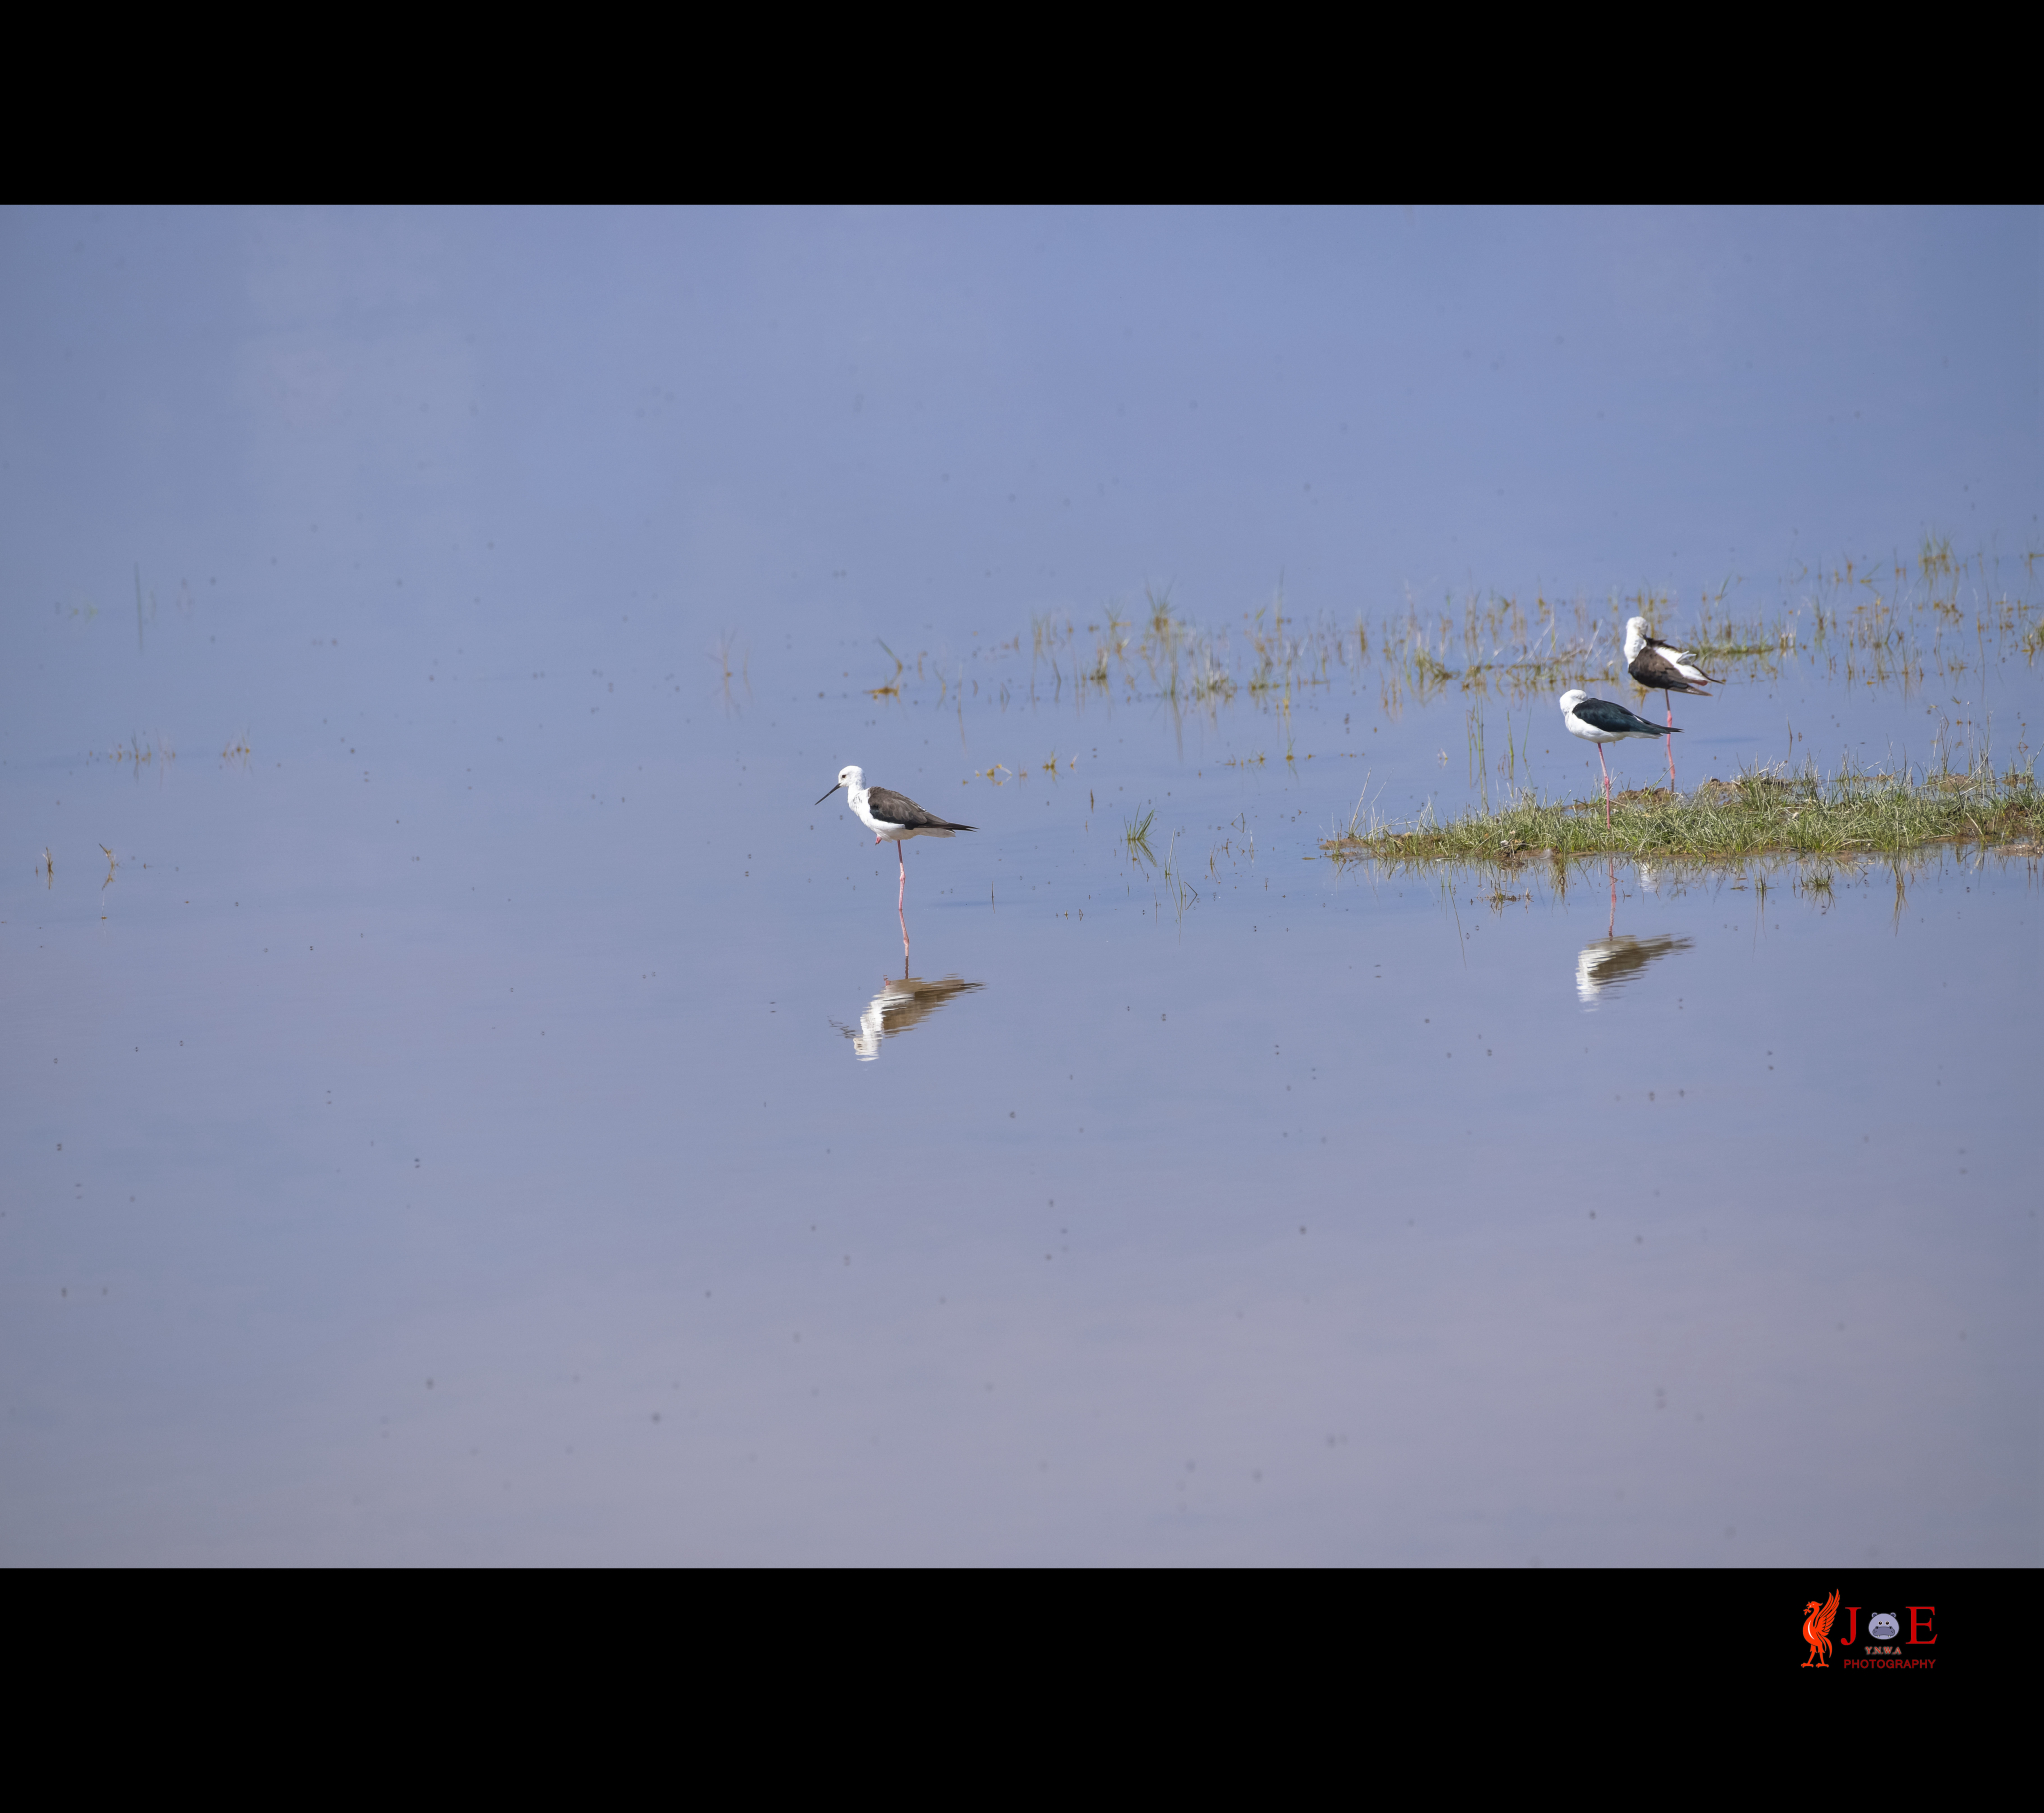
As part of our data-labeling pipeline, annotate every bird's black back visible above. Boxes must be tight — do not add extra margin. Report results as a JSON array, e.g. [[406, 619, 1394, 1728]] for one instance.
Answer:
[[1574, 697, 1675, 737], [1628, 651, 1707, 695], [866, 786, 976, 832]]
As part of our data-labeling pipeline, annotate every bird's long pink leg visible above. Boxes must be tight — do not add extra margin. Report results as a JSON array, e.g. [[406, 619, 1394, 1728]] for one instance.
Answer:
[[1598, 744, 1612, 830], [897, 843, 909, 955], [1665, 695, 1677, 787]]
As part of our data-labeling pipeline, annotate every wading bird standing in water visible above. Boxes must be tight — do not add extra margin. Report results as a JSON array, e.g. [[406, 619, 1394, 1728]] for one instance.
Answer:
[[1558, 690, 1679, 828], [1624, 616, 1721, 786], [817, 764, 976, 954]]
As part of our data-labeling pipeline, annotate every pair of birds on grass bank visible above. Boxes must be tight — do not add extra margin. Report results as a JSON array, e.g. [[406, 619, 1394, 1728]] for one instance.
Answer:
[[1561, 617, 1722, 822]]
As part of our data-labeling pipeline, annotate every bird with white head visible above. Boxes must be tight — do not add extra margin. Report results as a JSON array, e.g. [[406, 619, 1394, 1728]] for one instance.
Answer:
[[1558, 690, 1678, 828], [816, 765, 976, 953]]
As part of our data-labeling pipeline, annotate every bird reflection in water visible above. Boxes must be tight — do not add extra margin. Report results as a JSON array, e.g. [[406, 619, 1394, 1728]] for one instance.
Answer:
[[1576, 859, 1691, 1006], [834, 967, 985, 1060]]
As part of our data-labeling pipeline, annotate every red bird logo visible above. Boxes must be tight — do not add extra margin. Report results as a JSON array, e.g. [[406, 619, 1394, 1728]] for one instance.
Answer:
[[1801, 1591, 1842, 1667]]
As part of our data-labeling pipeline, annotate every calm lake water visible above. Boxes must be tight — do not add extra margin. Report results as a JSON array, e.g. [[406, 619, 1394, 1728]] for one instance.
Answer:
[[4, 208, 2038, 1563]]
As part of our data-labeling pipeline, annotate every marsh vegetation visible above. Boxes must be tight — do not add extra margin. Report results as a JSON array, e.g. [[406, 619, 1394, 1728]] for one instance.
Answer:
[[876, 539, 2039, 730]]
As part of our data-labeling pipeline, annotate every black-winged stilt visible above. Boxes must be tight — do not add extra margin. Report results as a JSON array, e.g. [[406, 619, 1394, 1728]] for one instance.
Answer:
[[817, 764, 976, 952], [1624, 617, 1721, 785], [1558, 690, 1678, 827]]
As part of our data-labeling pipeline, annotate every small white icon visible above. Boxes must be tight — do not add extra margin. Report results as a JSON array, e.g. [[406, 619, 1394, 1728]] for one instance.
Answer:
[[1868, 1612, 1900, 1641]]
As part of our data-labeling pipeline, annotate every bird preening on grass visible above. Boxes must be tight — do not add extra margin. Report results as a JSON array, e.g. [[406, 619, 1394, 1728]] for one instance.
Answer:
[[1558, 690, 1678, 828], [817, 764, 976, 954], [1624, 617, 1722, 785]]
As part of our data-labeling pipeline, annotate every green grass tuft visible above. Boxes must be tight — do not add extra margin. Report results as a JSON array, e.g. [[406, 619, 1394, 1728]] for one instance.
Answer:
[[1124, 807, 1158, 864]]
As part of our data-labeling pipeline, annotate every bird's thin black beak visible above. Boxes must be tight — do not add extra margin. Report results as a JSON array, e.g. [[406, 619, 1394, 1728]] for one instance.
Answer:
[[815, 783, 842, 805]]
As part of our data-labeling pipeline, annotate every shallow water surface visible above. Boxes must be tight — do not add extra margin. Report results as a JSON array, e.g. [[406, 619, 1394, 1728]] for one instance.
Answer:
[[3, 208, 2038, 1563], [7, 693, 2036, 1562]]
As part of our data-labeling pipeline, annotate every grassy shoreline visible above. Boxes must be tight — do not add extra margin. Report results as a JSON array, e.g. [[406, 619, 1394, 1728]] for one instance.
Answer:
[[1322, 764, 2041, 867]]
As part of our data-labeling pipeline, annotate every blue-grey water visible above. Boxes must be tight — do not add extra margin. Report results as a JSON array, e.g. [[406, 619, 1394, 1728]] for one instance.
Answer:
[[4, 207, 2038, 1564]]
